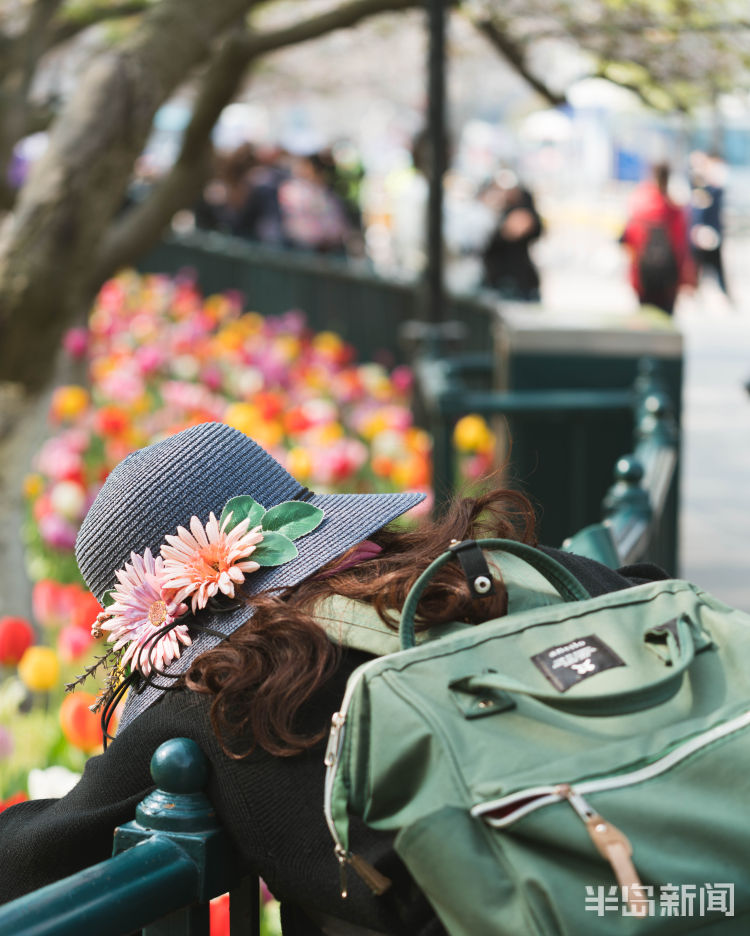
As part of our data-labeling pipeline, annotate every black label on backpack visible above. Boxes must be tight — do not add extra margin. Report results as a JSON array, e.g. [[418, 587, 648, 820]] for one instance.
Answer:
[[531, 635, 624, 692]]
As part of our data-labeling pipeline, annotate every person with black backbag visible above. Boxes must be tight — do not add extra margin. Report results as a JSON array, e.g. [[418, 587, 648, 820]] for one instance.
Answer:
[[620, 163, 695, 315]]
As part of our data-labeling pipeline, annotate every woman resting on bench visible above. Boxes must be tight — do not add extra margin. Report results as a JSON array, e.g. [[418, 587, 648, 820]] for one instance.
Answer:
[[0, 422, 666, 935]]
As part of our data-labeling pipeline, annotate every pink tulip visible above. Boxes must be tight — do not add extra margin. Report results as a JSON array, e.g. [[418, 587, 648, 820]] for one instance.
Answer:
[[0, 725, 13, 761], [33, 580, 72, 629], [38, 514, 78, 551], [58, 624, 94, 662], [62, 327, 89, 359], [391, 365, 414, 395]]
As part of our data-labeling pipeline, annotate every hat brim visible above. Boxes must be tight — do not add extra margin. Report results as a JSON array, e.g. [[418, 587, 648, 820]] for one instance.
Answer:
[[116, 489, 424, 731]]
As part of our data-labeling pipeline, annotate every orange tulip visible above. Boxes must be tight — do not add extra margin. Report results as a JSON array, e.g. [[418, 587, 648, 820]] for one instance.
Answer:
[[59, 693, 105, 752]]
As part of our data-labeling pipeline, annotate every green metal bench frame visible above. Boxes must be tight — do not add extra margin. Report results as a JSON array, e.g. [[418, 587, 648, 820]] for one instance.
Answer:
[[0, 738, 260, 936]]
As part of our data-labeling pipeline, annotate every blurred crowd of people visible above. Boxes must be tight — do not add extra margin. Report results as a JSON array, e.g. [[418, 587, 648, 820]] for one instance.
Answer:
[[181, 135, 546, 301], [156, 130, 733, 315], [192, 143, 365, 256]]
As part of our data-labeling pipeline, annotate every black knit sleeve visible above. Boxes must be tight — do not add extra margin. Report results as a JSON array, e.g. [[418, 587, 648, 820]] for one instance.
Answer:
[[0, 726, 155, 903], [539, 546, 670, 597]]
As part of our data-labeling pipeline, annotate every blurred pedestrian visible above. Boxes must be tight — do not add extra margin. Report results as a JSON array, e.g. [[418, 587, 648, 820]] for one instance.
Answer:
[[480, 171, 543, 301], [620, 162, 695, 316], [278, 153, 352, 255], [689, 150, 730, 301]]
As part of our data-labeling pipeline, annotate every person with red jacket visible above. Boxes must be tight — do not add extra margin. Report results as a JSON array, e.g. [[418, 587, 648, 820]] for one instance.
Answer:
[[620, 163, 695, 315]]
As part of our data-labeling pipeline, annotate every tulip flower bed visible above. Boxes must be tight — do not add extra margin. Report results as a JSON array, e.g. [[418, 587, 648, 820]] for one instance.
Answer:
[[0, 269, 496, 933]]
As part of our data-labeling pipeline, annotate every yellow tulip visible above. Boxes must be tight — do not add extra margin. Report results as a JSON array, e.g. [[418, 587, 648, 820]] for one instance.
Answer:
[[18, 646, 60, 692], [453, 415, 495, 454], [313, 331, 344, 355], [252, 420, 284, 450], [316, 423, 344, 445], [23, 474, 45, 499], [51, 386, 89, 422], [287, 447, 313, 480], [224, 403, 261, 437], [361, 412, 389, 442]]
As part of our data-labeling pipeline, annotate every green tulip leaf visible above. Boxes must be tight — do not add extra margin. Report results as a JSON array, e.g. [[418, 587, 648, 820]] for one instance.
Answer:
[[261, 501, 324, 540], [253, 531, 298, 566], [220, 495, 266, 532]]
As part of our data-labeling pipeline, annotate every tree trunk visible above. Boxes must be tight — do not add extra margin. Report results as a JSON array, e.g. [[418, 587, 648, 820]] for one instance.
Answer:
[[0, 387, 51, 621], [0, 0, 257, 392]]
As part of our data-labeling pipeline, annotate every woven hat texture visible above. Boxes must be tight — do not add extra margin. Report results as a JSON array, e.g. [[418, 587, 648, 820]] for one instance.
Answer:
[[74, 421, 424, 730]]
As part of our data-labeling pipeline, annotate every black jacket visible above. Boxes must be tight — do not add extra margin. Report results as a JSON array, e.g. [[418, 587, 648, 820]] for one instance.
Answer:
[[0, 552, 667, 933]]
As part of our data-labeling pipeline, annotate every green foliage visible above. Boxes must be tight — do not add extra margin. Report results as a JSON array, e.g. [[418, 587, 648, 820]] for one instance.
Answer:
[[220, 496, 323, 565], [476, 0, 750, 109], [261, 501, 324, 540], [220, 495, 267, 532], [252, 531, 298, 566]]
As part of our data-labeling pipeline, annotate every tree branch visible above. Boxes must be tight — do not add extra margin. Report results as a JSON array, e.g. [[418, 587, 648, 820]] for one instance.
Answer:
[[0, 0, 263, 391], [467, 13, 566, 108], [95, 0, 423, 279], [45, 1, 154, 50], [94, 26, 251, 281], [241, 0, 419, 57]]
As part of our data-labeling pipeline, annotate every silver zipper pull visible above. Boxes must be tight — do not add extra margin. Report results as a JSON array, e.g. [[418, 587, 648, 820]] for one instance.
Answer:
[[556, 784, 648, 917], [325, 712, 345, 767], [336, 846, 349, 899]]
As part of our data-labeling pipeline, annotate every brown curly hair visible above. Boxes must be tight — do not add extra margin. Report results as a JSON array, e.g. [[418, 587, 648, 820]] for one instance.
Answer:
[[184, 486, 536, 757]]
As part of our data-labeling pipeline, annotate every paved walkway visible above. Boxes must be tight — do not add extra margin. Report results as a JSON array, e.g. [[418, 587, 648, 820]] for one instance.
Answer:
[[541, 232, 750, 612]]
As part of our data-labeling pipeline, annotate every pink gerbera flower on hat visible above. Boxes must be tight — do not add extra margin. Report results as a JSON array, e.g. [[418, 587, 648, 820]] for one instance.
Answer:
[[100, 549, 192, 676], [160, 512, 263, 613]]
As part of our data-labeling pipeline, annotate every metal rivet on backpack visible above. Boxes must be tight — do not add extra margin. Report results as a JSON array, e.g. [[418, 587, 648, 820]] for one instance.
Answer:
[[474, 576, 492, 594]]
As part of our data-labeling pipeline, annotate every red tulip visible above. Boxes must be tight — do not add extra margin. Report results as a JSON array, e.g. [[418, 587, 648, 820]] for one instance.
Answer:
[[69, 589, 103, 632], [209, 893, 230, 936], [0, 791, 28, 813], [0, 616, 34, 665]]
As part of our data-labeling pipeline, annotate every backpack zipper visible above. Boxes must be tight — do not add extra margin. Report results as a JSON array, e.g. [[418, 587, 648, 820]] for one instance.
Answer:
[[323, 655, 396, 897], [471, 708, 750, 911]]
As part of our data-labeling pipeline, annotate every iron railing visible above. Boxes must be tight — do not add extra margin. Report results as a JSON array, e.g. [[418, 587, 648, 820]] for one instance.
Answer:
[[416, 353, 679, 571], [0, 738, 259, 936]]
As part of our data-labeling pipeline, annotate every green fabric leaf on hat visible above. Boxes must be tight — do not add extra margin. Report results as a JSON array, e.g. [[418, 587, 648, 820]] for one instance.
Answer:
[[261, 501, 324, 540], [102, 589, 116, 608], [253, 531, 299, 566], [220, 495, 266, 532]]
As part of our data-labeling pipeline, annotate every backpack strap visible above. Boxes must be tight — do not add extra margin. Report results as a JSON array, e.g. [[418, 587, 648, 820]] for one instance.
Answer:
[[400, 539, 592, 651]]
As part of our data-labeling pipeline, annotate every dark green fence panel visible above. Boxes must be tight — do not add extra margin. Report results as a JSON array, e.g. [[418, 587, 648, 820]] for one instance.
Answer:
[[138, 232, 496, 366], [137, 234, 682, 571]]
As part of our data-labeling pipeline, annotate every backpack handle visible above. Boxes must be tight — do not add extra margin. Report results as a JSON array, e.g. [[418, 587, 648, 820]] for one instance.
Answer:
[[451, 616, 696, 715], [400, 538, 591, 651]]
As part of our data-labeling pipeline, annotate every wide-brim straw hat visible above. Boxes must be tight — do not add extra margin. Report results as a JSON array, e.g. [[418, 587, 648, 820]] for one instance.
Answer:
[[75, 421, 425, 731]]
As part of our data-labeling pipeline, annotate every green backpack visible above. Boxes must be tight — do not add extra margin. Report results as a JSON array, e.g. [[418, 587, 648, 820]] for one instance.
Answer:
[[323, 539, 750, 934]]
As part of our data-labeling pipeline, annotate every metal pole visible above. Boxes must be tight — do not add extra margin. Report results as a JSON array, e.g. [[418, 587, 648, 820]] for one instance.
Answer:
[[425, 0, 446, 329]]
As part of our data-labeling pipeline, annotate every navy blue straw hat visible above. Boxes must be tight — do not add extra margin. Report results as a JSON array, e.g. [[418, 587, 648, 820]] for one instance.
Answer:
[[75, 421, 424, 730]]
